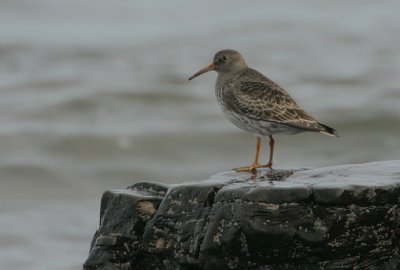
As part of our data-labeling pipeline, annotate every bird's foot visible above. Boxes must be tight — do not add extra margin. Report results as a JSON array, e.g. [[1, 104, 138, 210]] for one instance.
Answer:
[[234, 164, 261, 172], [260, 162, 273, 170]]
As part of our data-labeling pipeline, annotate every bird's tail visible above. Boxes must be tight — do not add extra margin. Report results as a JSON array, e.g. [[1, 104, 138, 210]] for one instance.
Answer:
[[319, 123, 339, 137]]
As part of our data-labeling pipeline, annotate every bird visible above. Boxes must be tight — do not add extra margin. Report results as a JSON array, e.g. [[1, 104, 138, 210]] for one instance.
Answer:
[[188, 49, 338, 172]]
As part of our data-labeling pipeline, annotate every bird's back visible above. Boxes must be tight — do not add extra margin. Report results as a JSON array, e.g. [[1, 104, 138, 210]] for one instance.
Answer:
[[215, 67, 338, 136]]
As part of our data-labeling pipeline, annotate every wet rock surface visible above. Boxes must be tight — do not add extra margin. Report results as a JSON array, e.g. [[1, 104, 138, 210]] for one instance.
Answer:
[[83, 161, 400, 270]]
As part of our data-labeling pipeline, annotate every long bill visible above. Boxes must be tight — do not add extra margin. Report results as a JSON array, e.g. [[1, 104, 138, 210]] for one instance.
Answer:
[[188, 64, 215, 81]]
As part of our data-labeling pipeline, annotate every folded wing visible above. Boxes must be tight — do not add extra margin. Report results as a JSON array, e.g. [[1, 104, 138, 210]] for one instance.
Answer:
[[228, 79, 326, 132]]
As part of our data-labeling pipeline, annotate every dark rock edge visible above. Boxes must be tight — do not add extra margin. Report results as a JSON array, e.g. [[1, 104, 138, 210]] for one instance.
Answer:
[[83, 162, 400, 270]]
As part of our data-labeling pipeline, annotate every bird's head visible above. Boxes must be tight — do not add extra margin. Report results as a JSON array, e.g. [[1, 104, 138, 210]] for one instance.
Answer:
[[188, 49, 247, 80]]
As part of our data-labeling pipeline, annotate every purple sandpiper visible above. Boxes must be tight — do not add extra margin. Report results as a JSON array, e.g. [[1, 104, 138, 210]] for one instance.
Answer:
[[189, 49, 338, 172]]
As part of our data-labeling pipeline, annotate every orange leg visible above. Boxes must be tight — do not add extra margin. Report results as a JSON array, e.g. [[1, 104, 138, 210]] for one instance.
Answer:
[[261, 135, 274, 169], [234, 136, 262, 172]]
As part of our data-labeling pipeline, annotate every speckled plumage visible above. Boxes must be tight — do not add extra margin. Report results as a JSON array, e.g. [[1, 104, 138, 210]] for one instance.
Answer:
[[189, 49, 338, 172]]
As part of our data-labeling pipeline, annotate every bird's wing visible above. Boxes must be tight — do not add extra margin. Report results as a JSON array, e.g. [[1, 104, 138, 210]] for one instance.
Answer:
[[228, 79, 323, 131]]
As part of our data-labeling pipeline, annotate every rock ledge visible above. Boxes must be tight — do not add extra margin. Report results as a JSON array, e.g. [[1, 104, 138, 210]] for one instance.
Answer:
[[83, 161, 400, 270]]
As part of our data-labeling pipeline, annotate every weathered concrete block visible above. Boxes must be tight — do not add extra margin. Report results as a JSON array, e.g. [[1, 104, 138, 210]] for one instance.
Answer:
[[83, 161, 400, 270]]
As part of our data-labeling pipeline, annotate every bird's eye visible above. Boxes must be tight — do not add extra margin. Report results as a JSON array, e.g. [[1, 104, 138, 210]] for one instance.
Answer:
[[217, 56, 227, 64]]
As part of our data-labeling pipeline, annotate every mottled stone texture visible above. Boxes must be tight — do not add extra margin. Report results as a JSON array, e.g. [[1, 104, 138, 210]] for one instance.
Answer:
[[83, 161, 400, 270]]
